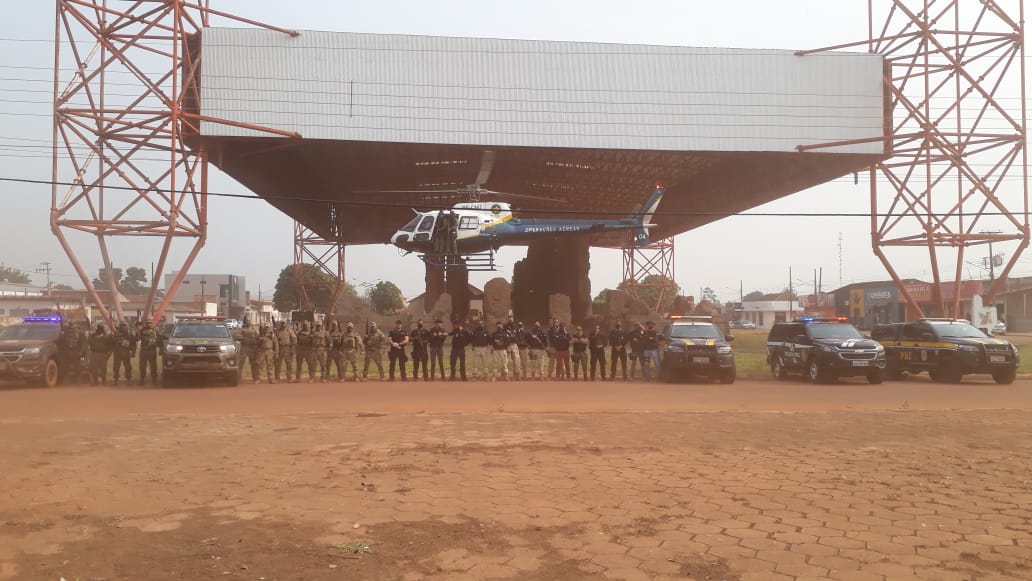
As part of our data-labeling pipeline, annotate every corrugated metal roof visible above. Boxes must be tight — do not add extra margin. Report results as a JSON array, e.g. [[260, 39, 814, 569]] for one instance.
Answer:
[[199, 28, 884, 154]]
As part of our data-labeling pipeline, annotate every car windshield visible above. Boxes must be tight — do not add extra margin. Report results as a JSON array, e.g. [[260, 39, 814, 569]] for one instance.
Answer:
[[0, 324, 61, 341], [668, 324, 722, 339], [930, 322, 987, 339], [807, 323, 864, 340], [173, 324, 230, 339]]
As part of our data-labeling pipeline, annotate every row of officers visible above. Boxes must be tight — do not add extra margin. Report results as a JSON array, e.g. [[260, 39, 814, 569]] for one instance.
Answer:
[[56, 317, 665, 386], [239, 316, 664, 383]]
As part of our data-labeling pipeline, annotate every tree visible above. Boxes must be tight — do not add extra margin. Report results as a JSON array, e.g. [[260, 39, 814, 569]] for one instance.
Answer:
[[743, 290, 765, 302], [273, 264, 356, 313], [92, 267, 123, 291], [368, 281, 404, 315], [53, 284, 74, 291], [92, 266, 151, 295], [618, 275, 680, 313], [121, 266, 148, 294], [0, 266, 30, 284]]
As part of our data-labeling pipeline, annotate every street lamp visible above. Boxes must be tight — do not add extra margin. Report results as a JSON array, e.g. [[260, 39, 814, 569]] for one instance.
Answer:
[[200, 278, 207, 313]]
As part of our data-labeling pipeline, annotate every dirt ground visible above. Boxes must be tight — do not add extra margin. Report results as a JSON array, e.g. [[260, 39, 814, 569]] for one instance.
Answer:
[[1, 377, 1031, 580]]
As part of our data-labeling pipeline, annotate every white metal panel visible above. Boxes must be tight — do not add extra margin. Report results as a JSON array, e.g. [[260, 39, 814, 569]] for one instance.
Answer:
[[199, 28, 884, 154]]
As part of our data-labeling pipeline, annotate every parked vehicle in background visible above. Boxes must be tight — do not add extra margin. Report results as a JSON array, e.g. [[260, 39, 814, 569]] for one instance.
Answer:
[[0, 315, 63, 387], [766, 317, 886, 384], [992, 320, 1007, 335], [732, 320, 757, 330], [871, 318, 1018, 384], [224, 319, 242, 330], [163, 317, 240, 387]]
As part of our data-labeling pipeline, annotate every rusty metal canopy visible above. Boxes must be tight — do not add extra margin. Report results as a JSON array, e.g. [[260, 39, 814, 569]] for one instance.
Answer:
[[203, 138, 881, 245]]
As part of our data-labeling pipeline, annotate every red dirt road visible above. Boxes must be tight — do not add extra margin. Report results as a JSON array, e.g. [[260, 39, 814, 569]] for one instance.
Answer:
[[1, 378, 1031, 580]]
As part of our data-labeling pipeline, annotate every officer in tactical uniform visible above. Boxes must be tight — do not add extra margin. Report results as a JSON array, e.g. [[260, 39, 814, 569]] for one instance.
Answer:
[[363, 321, 386, 380], [112, 321, 137, 386], [409, 319, 430, 381], [137, 320, 161, 386], [388, 319, 410, 381], [427, 319, 448, 380], [295, 321, 314, 382], [239, 320, 259, 382], [274, 321, 296, 382], [88, 322, 112, 385], [340, 322, 364, 382], [311, 322, 330, 382], [327, 321, 344, 381], [57, 321, 82, 384], [255, 324, 278, 384]]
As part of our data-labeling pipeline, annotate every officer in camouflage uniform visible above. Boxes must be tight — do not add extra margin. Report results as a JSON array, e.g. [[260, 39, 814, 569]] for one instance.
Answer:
[[137, 320, 160, 386], [239, 320, 259, 381], [327, 321, 344, 381], [341, 322, 364, 382], [89, 322, 113, 385], [57, 322, 82, 385], [111, 321, 137, 386], [274, 321, 296, 383], [255, 324, 278, 384], [311, 322, 330, 382], [295, 321, 314, 382], [362, 321, 386, 380]]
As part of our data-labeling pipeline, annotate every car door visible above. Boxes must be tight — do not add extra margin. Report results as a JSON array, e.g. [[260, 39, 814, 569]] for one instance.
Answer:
[[782, 323, 807, 371], [899, 323, 935, 371]]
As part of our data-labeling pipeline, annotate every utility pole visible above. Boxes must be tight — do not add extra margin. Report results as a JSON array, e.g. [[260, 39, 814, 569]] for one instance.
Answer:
[[200, 277, 207, 314], [981, 230, 1002, 280], [36, 262, 53, 295]]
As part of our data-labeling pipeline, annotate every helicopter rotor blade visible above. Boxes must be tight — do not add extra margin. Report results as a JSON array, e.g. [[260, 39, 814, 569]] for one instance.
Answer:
[[473, 150, 496, 187]]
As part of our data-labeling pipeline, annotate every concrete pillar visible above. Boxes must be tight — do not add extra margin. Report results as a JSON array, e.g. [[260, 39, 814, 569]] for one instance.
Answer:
[[425, 264, 445, 313], [512, 236, 591, 325], [444, 258, 471, 323]]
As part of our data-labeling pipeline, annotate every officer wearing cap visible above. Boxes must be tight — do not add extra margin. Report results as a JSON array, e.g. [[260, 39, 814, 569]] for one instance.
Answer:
[[137, 320, 160, 386], [340, 322, 364, 381], [111, 321, 137, 386], [363, 321, 386, 380]]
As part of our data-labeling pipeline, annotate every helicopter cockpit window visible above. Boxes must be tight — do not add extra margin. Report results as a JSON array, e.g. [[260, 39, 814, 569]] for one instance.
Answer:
[[459, 216, 478, 230], [400, 217, 420, 233], [417, 215, 435, 232]]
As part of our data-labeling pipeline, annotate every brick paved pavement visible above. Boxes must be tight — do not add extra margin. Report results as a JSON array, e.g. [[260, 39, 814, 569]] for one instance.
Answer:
[[1, 409, 1030, 579]]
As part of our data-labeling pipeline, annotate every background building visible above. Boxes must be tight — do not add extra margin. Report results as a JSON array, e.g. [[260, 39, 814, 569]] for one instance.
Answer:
[[164, 272, 246, 319]]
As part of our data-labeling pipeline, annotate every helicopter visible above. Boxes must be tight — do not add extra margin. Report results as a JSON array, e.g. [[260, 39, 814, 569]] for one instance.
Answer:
[[389, 185, 664, 268]]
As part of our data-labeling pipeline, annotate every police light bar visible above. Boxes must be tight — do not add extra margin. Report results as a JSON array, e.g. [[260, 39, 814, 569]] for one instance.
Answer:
[[23, 316, 62, 323], [795, 316, 849, 323], [667, 315, 713, 321]]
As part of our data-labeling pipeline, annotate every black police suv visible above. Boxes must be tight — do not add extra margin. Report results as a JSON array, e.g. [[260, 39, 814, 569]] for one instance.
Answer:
[[659, 316, 736, 383], [871, 318, 1019, 384], [766, 317, 886, 384]]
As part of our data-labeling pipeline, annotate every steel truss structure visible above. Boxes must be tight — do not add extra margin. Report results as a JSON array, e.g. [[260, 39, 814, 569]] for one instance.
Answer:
[[803, 0, 1028, 317], [293, 220, 349, 316], [52, 0, 297, 325], [622, 239, 676, 312]]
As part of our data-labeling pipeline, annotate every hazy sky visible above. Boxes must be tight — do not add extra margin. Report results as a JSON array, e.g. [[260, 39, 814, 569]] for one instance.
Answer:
[[1, 1, 1026, 303]]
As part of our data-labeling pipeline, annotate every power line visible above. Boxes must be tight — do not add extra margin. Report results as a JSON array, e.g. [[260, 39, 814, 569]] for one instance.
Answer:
[[5, 175, 1032, 218]]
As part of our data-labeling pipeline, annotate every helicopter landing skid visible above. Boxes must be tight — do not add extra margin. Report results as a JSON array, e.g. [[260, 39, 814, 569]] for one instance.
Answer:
[[420, 250, 496, 272]]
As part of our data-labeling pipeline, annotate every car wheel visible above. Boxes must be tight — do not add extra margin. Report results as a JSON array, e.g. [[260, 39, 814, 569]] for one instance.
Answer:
[[807, 360, 827, 384], [719, 367, 736, 384], [38, 358, 60, 388], [771, 356, 789, 381], [867, 369, 884, 385], [161, 374, 177, 388], [992, 368, 1017, 385], [225, 371, 240, 387]]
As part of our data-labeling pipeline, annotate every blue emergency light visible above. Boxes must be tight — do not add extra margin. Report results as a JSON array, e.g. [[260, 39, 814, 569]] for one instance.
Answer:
[[23, 316, 63, 323]]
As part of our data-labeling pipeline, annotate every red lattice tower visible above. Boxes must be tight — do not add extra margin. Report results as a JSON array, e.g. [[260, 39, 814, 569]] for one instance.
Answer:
[[803, 0, 1028, 317], [621, 238, 676, 312], [52, 1, 298, 325], [293, 218, 349, 316]]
